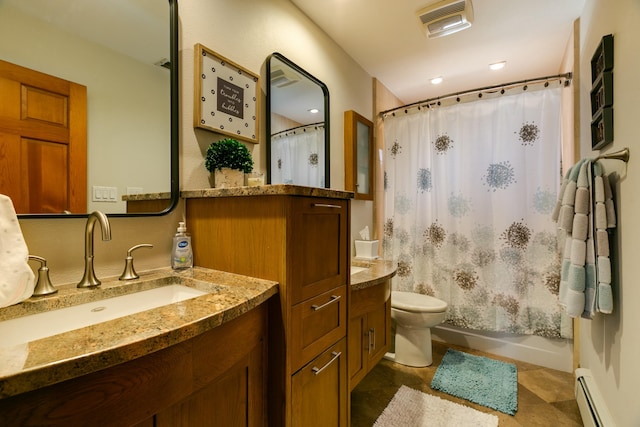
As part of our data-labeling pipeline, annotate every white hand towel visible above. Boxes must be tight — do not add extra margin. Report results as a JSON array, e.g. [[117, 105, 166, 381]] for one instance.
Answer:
[[0, 195, 35, 308]]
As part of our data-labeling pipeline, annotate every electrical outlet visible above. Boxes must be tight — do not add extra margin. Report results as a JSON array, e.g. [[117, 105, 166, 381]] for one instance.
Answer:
[[127, 187, 144, 195]]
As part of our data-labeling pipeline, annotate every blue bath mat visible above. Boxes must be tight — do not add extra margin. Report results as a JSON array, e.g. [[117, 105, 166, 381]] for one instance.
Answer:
[[430, 349, 518, 415]]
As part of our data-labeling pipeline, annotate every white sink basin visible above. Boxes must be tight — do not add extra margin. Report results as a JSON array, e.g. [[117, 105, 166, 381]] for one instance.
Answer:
[[350, 266, 367, 275], [0, 285, 206, 348]]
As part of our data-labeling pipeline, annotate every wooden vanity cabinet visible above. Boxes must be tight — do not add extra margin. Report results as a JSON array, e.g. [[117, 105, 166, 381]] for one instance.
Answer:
[[186, 194, 350, 427], [348, 279, 391, 390], [0, 303, 268, 427]]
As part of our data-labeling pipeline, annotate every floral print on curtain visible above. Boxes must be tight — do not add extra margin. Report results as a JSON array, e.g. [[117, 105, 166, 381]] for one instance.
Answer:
[[270, 125, 325, 187], [383, 87, 572, 339]]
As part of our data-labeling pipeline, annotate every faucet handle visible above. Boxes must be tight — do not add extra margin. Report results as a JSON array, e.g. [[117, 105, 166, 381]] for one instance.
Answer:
[[28, 255, 58, 296], [119, 244, 153, 281]]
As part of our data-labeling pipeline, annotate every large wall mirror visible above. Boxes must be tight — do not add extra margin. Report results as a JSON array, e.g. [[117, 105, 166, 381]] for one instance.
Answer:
[[266, 53, 330, 188], [0, 0, 179, 218]]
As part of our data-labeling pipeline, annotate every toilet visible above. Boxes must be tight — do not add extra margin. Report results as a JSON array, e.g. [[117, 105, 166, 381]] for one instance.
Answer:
[[384, 291, 448, 367]]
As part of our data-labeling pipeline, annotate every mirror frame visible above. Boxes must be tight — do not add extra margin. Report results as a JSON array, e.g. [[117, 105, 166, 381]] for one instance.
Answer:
[[265, 52, 330, 188], [19, 0, 180, 219]]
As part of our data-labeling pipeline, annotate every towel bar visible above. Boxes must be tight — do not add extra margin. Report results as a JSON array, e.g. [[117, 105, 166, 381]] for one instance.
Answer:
[[595, 147, 629, 163]]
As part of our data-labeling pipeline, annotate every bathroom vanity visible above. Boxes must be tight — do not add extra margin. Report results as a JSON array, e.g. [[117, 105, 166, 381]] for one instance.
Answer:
[[183, 185, 351, 427], [0, 185, 397, 426], [0, 268, 277, 426]]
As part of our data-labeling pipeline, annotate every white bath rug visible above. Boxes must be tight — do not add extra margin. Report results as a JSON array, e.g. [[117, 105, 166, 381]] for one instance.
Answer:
[[373, 385, 499, 427]]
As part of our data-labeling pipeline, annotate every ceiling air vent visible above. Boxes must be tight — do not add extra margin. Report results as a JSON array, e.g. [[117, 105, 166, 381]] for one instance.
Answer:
[[417, 0, 474, 38], [270, 65, 301, 88], [154, 58, 171, 70]]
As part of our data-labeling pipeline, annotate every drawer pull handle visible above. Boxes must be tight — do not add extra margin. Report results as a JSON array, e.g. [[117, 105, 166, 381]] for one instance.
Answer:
[[313, 203, 341, 209], [311, 295, 341, 311], [370, 328, 376, 353], [312, 351, 341, 376]]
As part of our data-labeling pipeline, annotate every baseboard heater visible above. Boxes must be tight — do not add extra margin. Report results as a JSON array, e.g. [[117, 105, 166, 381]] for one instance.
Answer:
[[575, 368, 616, 427]]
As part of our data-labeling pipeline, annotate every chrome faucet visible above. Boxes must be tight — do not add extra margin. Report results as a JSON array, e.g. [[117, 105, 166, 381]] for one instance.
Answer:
[[77, 211, 112, 288]]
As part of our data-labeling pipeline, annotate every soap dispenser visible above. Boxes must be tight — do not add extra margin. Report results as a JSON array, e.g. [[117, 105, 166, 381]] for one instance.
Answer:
[[171, 221, 193, 270]]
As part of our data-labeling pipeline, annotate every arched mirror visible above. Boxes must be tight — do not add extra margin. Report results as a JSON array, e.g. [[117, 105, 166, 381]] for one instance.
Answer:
[[266, 53, 330, 188], [0, 0, 179, 217]]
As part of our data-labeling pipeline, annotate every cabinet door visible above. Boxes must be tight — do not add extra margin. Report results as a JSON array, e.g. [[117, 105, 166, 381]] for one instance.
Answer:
[[348, 301, 390, 391], [155, 346, 262, 427], [290, 198, 348, 304], [291, 338, 348, 427], [367, 300, 391, 365], [348, 314, 367, 390], [291, 285, 348, 372], [344, 110, 374, 200]]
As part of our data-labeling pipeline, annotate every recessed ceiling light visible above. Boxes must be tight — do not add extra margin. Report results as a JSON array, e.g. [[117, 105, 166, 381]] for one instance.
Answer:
[[430, 76, 443, 85], [308, 108, 319, 114], [489, 61, 506, 71]]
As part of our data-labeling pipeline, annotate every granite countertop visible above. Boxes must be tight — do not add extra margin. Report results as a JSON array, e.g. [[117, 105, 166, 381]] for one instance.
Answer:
[[350, 259, 397, 290], [121, 191, 172, 201], [181, 184, 354, 200], [0, 267, 278, 399]]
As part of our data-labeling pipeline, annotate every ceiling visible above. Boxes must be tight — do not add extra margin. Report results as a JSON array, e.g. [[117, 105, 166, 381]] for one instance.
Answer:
[[290, 0, 585, 105]]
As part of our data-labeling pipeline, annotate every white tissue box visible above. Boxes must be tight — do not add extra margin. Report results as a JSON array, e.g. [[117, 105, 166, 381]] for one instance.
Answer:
[[355, 240, 379, 259]]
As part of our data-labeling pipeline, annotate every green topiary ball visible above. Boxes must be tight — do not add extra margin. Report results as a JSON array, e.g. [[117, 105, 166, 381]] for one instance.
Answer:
[[205, 138, 254, 173]]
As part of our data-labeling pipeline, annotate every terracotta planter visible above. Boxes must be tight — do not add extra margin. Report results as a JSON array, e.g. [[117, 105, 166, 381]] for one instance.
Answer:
[[214, 168, 244, 188]]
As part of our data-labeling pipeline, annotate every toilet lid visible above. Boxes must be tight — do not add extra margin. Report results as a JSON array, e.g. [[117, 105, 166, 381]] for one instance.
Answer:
[[392, 291, 448, 313]]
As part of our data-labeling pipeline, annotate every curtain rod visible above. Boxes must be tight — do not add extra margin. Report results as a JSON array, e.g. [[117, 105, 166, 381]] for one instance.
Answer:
[[380, 72, 573, 118], [271, 121, 324, 138]]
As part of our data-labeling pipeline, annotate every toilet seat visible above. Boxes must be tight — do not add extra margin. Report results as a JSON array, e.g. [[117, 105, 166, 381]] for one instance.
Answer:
[[392, 291, 448, 313]]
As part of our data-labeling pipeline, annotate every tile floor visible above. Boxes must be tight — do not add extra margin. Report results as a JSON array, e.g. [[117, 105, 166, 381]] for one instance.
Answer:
[[351, 341, 583, 426]]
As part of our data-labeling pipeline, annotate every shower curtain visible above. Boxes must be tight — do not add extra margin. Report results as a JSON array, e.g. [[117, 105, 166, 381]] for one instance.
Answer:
[[270, 125, 325, 187], [383, 86, 571, 338]]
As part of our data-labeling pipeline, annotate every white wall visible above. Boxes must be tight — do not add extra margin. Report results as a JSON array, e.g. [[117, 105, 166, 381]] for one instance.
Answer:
[[579, 0, 640, 425], [16, 0, 373, 286], [351, 200, 374, 255]]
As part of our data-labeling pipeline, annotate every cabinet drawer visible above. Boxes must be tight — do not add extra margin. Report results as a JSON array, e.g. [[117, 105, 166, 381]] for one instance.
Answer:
[[291, 286, 347, 372], [291, 338, 348, 427], [290, 198, 348, 304]]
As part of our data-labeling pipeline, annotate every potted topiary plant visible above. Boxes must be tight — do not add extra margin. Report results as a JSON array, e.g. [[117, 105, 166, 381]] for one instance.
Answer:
[[205, 138, 254, 188]]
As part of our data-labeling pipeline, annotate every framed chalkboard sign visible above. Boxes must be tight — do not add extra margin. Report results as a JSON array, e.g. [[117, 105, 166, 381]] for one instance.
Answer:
[[194, 43, 259, 143]]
